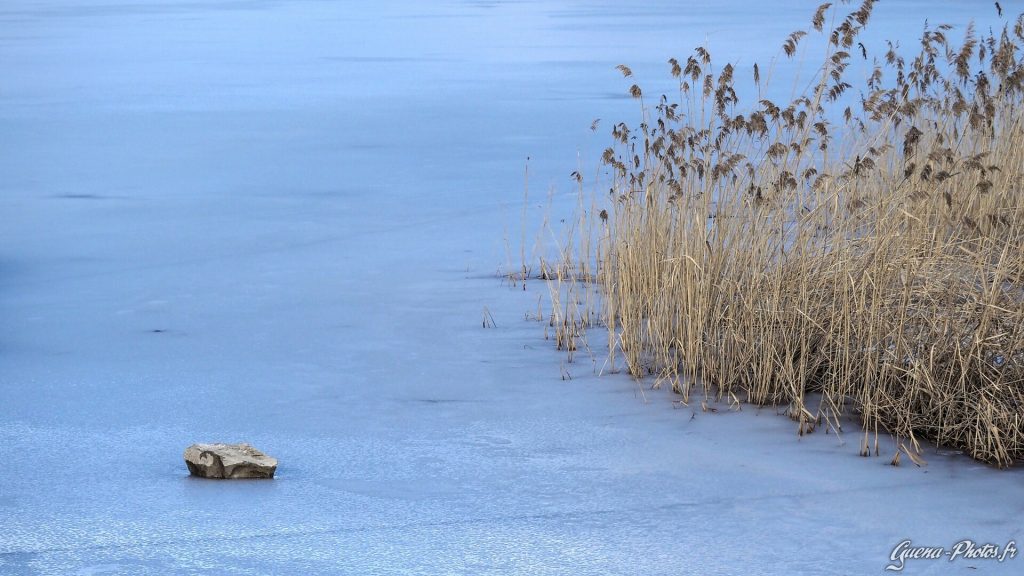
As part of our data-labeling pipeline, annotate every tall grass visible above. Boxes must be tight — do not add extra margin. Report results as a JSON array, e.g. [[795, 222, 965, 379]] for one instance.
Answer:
[[544, 1, 1024, 467]]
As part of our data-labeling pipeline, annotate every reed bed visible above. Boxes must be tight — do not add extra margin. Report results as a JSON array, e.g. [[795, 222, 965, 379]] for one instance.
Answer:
[[543, 1, 1024, 467]]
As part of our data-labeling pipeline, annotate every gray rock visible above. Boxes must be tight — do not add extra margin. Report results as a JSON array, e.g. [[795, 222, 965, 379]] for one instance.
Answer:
[[184, 443, 277, 479]]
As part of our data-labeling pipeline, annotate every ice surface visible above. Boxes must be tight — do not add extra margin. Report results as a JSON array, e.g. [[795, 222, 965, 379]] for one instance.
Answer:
[[1, 1, 1021, 574]]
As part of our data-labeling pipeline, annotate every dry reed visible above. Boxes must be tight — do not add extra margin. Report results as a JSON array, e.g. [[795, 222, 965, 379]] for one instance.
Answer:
[[539, 1, 1024, 467]]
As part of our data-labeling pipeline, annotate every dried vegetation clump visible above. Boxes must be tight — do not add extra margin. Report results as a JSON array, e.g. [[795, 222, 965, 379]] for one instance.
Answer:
[[543, 1, 1024, 467]]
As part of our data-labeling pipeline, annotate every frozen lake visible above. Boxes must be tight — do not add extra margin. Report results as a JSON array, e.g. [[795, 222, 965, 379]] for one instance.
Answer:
[[1, 1, 1022, 574]]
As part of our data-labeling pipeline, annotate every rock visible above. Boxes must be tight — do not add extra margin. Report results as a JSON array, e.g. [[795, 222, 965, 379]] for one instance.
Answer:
[[184, 443, 277, 479]]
